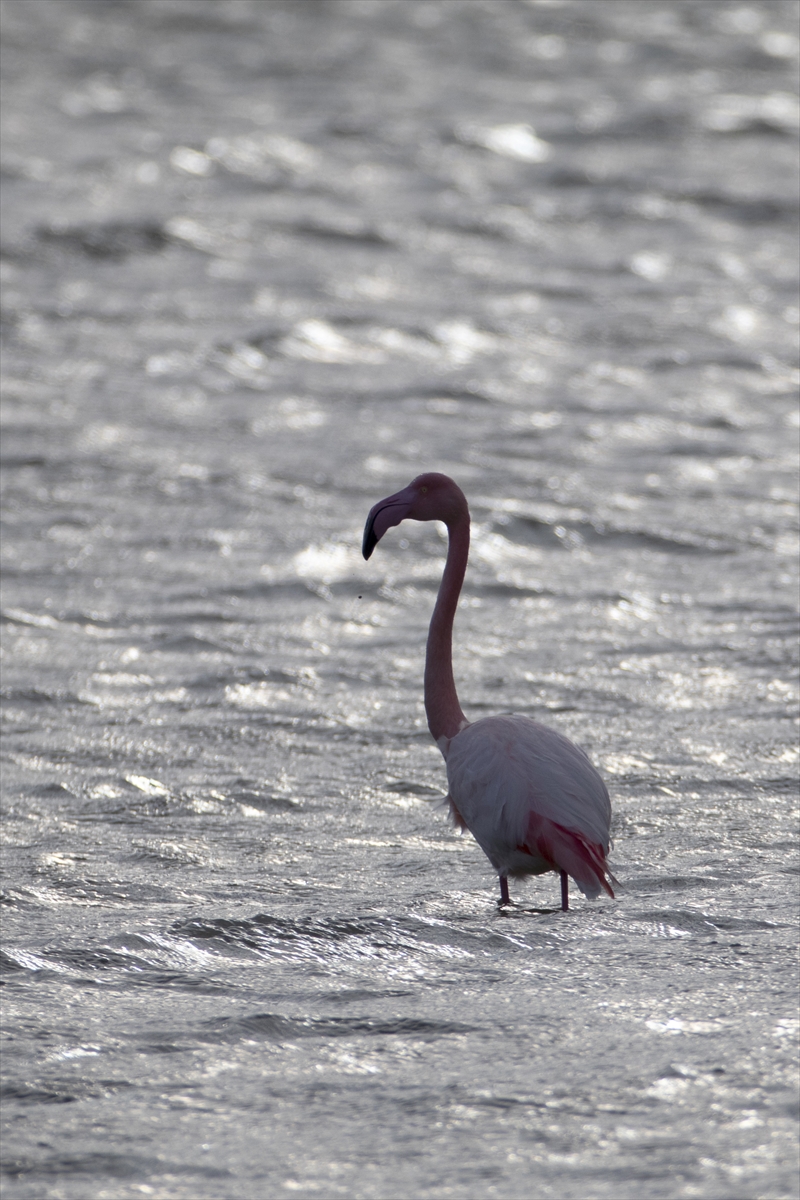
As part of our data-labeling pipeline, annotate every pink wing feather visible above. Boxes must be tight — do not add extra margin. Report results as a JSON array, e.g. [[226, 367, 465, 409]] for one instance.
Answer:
[[520, 812, 615, 898]]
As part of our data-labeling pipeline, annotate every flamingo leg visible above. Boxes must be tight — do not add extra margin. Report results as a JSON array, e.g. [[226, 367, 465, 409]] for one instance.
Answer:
[[560, 870, 569, 911], [499, 875, 510, 904]]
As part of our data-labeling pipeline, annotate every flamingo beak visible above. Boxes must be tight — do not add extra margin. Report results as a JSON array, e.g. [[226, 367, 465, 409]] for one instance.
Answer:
[[362, 486, 415, 560]]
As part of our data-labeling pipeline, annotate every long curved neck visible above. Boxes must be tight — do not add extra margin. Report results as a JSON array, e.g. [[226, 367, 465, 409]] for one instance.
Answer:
[[424, 513, 469, 745]]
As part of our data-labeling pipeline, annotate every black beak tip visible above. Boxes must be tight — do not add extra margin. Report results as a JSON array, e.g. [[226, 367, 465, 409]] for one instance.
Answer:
[[362, 523, 377, 560]]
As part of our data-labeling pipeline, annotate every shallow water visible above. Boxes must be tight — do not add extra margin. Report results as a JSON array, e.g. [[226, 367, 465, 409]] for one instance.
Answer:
[[1, 1, 799, 1197]]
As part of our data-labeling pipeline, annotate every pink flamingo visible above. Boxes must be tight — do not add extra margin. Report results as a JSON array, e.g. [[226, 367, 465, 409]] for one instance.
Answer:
[[363, 473, 616, 910]]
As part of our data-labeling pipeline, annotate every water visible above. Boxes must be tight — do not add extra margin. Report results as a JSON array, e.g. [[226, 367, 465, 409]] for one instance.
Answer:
[[1, 1, 798, 1197]]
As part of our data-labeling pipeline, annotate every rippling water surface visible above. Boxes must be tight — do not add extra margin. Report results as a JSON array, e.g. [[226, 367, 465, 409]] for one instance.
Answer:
[[1, 2, 799, 1197]]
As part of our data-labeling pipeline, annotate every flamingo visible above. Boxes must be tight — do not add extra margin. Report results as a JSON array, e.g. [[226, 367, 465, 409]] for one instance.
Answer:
[[362, 472, 616, 910]]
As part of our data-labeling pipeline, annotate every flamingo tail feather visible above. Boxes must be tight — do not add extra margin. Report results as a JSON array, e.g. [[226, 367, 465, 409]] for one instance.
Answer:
[[521, 812, 616, 899]]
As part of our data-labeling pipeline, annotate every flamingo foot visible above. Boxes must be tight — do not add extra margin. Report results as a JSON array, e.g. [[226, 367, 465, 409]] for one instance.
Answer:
[[560, 870, 569, 912], [499, 875, 510, 905]]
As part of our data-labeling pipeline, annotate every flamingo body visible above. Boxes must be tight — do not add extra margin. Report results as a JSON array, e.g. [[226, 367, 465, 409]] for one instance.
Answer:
[[362, 472, 615, 906], [444, 715, 613, 899]]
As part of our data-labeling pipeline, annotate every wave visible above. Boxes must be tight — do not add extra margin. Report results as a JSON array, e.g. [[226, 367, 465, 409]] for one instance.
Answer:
[[202, 1012, 477, 1044]]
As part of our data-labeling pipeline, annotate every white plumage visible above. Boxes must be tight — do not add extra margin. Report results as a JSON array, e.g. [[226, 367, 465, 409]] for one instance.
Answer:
[[444, 715, 613, 899]]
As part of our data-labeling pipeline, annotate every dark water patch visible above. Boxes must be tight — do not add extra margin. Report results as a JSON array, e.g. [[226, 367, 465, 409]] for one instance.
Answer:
[[470, 580, 551, 599], [0, 687, 84, 705], [36, 221, 168, 260], [136, 1039, 197, 1056], [657, 189, 798, 225], [172, 916, 275, 953], [0, 454, 49, 468], [277, 219, 393, 246], [229, 785, 302, 811], [2, 1076, 135, 1105], [0, 1151, 230, 1181], [498, 515, 735, 556], [126, 971, 233, 995], [149, 634, 230, 653], [595, 528, 735, 554], [426, 212, 548, 247], [380, 780, 446, 798], [0, 1083, 78, 1105], [449, 1088, 550, 1113], [183, 669, 256, 690], [138, 607, 240, 625], [667, 441, 740, 459], [649, 352, 763, 372], [543, 167, 598, 189], [707, 601, 800, 620], [369, 385, 495, 407], [625, 876, 718, 893], [317, 987, 417, 1003], [400, 388, 496, 410], [204, 1011, 478, 1044], [148, 2, 260, 30], [753, 775, 800, 793]]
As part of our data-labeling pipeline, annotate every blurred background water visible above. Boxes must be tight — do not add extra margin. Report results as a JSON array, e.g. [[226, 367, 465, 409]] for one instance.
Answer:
[[1, 1, 799, 1197]]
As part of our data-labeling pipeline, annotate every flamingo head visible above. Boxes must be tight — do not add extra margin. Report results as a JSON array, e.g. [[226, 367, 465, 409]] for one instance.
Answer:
[[362, 473, 468, 560]]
